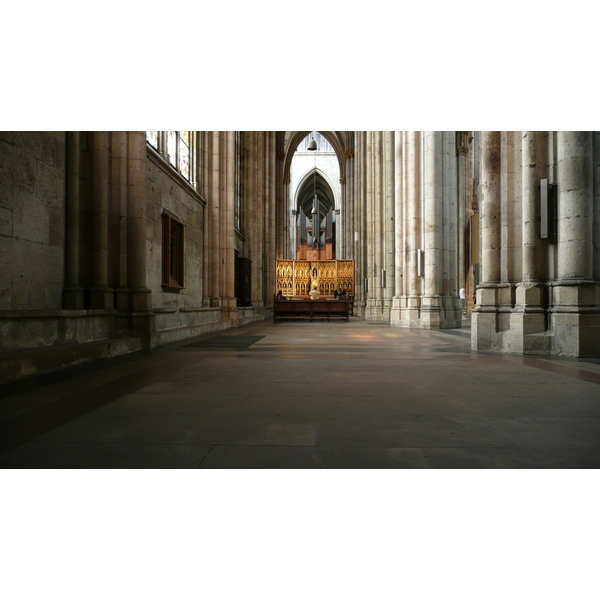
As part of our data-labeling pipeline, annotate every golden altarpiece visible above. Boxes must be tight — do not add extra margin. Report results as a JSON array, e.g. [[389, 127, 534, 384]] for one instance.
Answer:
[[276, 260, 355, 297]]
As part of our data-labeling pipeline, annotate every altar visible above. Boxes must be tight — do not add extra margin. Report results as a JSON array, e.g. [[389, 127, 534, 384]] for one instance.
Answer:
[[276, 259, 355, 298]]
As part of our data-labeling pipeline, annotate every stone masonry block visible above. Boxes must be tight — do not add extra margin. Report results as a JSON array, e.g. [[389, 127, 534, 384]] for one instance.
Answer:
[[516, 283, 544, 306], [0, 143, 36, 194], [553, 284, 600, 306], [37, 161, 65, 205], [0, 206, 12, 236], [12, 279, 45, 309], [0, 283, 11, 309], [13, 191, 49, 244], [14, 132, 59, 168], [477, 287, 497, 305]]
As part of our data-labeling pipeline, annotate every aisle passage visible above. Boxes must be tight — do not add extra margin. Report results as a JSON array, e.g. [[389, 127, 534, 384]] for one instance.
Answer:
[[1, 320, 599, 468]]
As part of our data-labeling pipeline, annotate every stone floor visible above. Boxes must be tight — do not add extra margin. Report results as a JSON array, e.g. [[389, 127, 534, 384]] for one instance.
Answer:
[[1, 318, 600, 468]]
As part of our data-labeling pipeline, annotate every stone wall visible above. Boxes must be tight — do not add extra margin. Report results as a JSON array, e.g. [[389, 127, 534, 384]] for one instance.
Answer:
[[0, 132, 66, 311], [146, 149, 206, 310]]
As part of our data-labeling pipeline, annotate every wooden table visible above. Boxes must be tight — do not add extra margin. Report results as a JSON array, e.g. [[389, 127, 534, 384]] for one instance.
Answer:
[[274, 299, 350, 323]]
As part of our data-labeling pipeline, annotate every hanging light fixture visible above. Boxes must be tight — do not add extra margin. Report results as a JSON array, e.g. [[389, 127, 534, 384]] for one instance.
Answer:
[[311, 134, 319, 248]]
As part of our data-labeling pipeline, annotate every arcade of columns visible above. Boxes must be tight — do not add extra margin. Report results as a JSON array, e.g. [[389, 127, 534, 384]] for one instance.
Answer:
[[33, 130, 600, 359], [279, 131, 600, 357]]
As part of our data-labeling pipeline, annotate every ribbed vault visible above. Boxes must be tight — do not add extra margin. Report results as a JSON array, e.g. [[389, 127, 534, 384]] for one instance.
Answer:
[[296, 168, 335, 220]]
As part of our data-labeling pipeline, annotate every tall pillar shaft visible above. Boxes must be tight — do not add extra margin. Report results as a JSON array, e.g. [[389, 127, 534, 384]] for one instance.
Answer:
[[384, 131, 395, 305], [551, 131, 599, 357], [374, 131, 383, 309], [557, 131, 594, 280], [123, 131, 153, 339], [223, 131, 236, 312], [64, 131, 84, 308], [407, 131, 422, 298], [521, 131, 545, 282], [89, 131, 113, 308], [423, 131, 442, 297], [457, 143, 467, 290], [210, 131, 221, 306], [480, 131, 502, 284]]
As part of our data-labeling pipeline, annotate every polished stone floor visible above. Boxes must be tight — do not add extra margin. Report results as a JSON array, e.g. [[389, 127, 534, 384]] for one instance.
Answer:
[[1, 318, 600, 468]]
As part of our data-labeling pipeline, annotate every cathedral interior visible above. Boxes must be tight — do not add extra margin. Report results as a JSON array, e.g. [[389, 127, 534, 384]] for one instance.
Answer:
[[1, 118, 600, 600], [2, 7, 598, 597], [1, 129, 599, 472], [3, 127, 598, 587]]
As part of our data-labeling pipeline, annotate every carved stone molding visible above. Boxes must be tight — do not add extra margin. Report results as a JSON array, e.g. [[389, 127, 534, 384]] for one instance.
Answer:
[[340, 177, 346, 185], [344, 149, 355, 160]]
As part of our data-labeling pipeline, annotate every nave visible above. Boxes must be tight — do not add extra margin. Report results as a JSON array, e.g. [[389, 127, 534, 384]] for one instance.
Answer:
[[1, 320, 599, 468]]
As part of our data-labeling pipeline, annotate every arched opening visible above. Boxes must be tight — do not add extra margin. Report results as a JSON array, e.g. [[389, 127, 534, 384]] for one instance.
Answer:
[[288, 131, 341, 260], [295, 167, 336, 259]]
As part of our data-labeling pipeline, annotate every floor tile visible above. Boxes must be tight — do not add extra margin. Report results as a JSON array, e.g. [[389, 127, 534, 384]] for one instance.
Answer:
[[0, 442, 212, 469], [199, 445, 435, 469]]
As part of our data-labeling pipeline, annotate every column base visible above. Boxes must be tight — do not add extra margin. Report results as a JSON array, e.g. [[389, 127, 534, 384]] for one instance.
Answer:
[[63, 286, 85, 309], [88, 287, 114, 310], [473, 281, 600, 357], [550, 282, 600, 357]]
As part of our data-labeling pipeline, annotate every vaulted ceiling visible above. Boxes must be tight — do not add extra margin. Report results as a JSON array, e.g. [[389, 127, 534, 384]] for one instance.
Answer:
[[277, 131, 354, 181]]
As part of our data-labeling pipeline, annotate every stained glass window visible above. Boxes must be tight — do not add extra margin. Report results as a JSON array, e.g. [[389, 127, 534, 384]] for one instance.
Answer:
[[146, 131, 195, 185], [146, 131, 158, 148], [168, 131, 177, 168], [179, 131, 190, 180]]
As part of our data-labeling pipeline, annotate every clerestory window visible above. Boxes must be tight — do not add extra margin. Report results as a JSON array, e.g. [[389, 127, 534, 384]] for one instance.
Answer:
[[146, 131, 195, 184]]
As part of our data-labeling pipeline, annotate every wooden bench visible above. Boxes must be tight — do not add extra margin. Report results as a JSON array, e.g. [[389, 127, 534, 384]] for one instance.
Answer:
[[274, 299, 350, 323]]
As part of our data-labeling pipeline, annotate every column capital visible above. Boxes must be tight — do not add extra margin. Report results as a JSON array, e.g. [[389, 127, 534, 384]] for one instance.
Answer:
[[344, 149, 355, 160]]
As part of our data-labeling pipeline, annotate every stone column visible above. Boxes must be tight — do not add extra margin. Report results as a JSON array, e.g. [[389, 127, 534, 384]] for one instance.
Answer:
[[480, 131, 502, 284], [223, 131, 237, 321], [456, 133, 468, 294], [202, 132, 211, 307], [251, 132, 265, 311], [552, 131, 599, 356], [405, 131, 422, 325], [339, 177, 345, 260], [391, 131, 404, 327], [594, 132, 600, 284], [383, 131, 395, 316], [210, 131, 221, 307], [354, 132, 366, 316], [510, 131, 549, 347], [89, 131, 114, 309], [421, 131, 443, 328], [125, 131, 154, 341], [112, 132, 129, 310], [265, 132, 276, 305], [345, 149, 355, 261], [276, 148, 286, 259], [126, 132, 150, 296], [63, 131, 85, 309], [282, 176, 292, 259], [373, 131, 384, 318], [472, 131, 501, 350], [442, 131, 460, 326], [556, 132, 594, 280], [219, 132, 228, 305], [364, 132, 373, 316]]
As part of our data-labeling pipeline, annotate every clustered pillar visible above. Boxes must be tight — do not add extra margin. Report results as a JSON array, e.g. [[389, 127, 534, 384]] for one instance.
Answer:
[[388, 131, 460, 329], [471, 130, 600, 357]]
